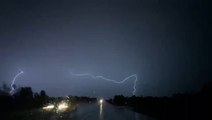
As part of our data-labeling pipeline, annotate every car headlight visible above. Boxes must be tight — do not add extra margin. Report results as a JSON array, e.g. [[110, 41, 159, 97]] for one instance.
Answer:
[[57, 102, 69, 112], [99, 99, 104, 104], [42, 104, 55, 111]]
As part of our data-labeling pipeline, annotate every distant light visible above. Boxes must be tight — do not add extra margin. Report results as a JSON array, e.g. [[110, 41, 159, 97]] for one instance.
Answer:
[[42, 104, 55, 110], [99, 99, 104, 104]]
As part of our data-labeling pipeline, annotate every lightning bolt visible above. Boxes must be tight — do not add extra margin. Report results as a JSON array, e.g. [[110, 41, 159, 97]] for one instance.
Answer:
[[10, 70, 24, 95], [70, 72, 138, 95]]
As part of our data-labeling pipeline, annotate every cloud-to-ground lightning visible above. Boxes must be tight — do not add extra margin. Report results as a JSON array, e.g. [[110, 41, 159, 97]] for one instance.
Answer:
[[70, 72, 138, 95], [10, 70, 24, 95]]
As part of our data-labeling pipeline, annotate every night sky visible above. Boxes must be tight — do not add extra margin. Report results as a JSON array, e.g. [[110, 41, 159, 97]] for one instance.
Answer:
[[0, 0, 211, 97]]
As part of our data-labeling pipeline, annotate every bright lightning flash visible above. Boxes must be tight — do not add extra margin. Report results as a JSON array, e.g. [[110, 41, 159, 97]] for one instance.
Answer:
[[10, 70, 24, 95], [70, 72, 138, 95]]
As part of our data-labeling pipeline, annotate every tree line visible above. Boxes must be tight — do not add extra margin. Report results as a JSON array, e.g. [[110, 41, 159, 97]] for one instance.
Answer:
[[108, 82, 212, 120]]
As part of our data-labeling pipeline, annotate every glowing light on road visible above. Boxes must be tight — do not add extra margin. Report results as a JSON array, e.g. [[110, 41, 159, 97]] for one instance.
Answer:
[[99, 99, 104, 104], [42, 104, 55, 110], [10, 70, 24, 95], [99, 99, 103, 120], [70, 72, 138, 95]]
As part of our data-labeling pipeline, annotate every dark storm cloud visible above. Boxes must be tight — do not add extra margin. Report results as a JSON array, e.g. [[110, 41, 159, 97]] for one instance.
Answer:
[[0, 0, 211, 97]]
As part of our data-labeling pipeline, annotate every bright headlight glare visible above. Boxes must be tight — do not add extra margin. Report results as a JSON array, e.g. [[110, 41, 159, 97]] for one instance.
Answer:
[[42, 104, 55, 110], [57, 102, 69, 111], [99, 99, 104, 104]]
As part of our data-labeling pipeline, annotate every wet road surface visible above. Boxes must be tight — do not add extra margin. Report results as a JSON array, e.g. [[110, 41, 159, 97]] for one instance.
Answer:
[[67, 102, 155, 120], [6, 102, 155, 120]]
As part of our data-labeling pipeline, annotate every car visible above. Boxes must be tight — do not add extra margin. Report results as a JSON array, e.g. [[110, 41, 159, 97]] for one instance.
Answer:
[[42, 100, 77, 114]]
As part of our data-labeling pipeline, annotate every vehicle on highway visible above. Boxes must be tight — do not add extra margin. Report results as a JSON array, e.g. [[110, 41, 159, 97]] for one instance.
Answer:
[[42, 98, 77, 116]]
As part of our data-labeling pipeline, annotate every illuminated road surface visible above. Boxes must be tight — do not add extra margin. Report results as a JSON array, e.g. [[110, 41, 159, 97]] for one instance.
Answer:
[[67, 102, 155, 120]]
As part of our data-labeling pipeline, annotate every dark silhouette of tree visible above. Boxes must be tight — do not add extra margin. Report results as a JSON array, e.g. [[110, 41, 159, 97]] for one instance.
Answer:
[[0, 83, 10, 95], [2, 83, 10, 93], [113, 95, 125, 105], [34, 92, 40, 98], [40, 90, 47, 98], [18, 87, 33, 100], [39, 90, 49, 104]]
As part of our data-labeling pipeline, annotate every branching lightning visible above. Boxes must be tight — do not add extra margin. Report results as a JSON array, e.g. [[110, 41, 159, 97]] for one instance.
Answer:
[[10, 70, 24, 95], [70, 72, 138, 95]]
